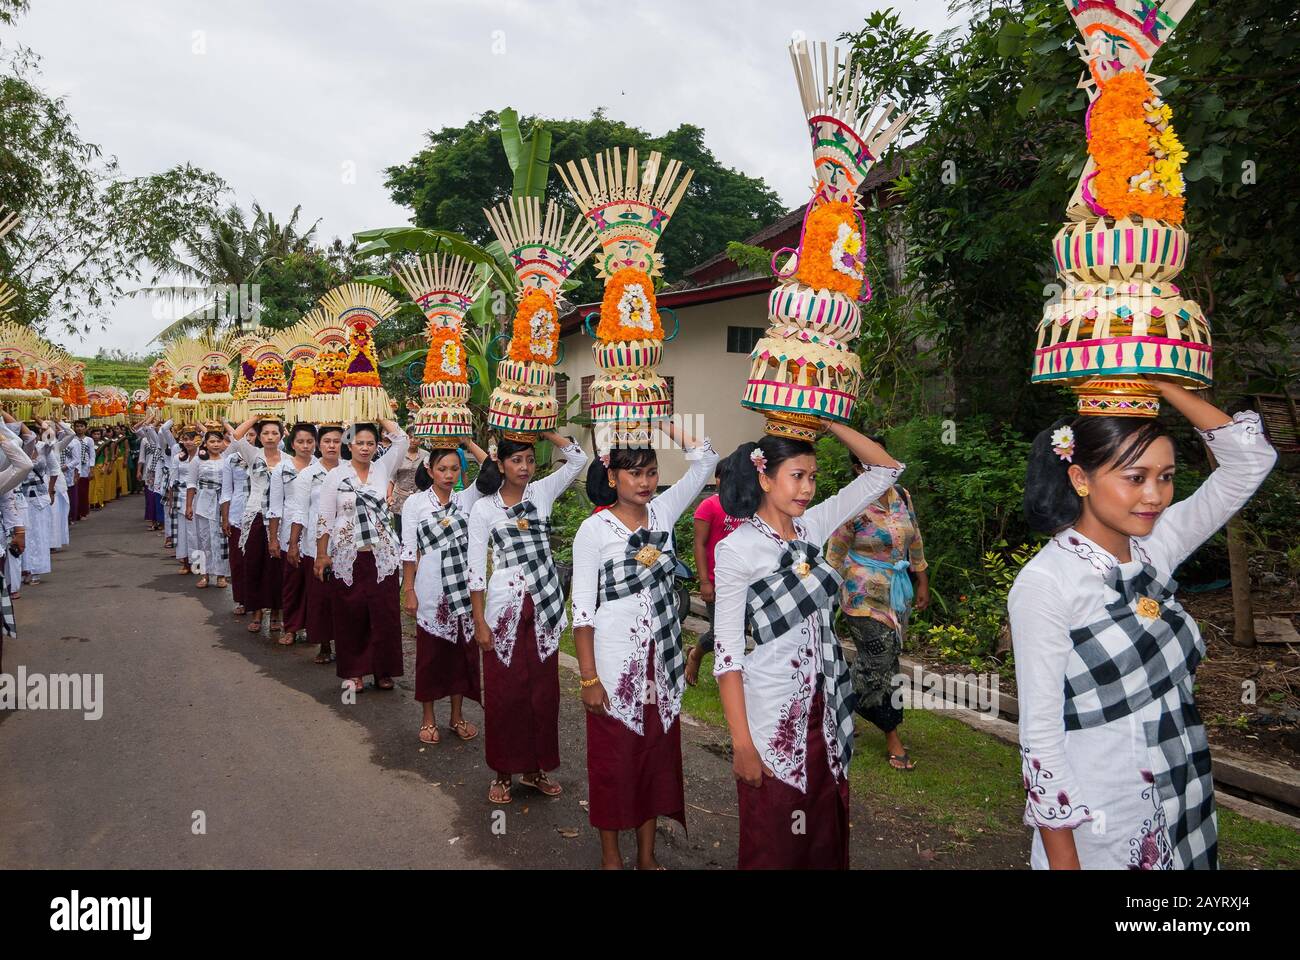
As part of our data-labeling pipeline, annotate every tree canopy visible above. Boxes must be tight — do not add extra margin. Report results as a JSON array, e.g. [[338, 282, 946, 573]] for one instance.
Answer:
[[384, 109, 787, 305]]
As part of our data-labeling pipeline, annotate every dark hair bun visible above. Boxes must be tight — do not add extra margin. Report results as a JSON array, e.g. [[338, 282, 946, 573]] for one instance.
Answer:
[[585, 447, 658, 507], [719, 435, 815, 518], [1023, 414, 1171, 534], [475, 437, 535, 495]]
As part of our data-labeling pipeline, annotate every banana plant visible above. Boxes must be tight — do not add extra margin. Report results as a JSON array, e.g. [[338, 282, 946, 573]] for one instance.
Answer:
[[499, 107, 552, 202]]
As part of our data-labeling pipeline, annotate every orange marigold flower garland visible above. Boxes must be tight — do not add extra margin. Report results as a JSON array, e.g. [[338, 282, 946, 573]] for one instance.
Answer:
[[1086, 70, 1186, 224], [509, 288, 562, 363], [424, 325, 468, 383], [795, 200, 867, 299], [198, 368, 231, 394], [597, 267, 662, 342]]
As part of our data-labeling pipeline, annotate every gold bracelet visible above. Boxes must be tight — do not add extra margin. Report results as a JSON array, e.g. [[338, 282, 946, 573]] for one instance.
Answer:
[[579, 675, 601, 688]]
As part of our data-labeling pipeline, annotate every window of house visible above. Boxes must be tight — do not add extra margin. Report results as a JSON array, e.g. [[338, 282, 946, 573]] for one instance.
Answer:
[[580, 374, 593, 418], [726, 326, 765, 354], [556, 373, 568, 412]]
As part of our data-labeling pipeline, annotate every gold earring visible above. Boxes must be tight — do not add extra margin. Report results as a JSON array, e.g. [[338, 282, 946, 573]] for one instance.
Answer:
[[1076, 485, 1089, 497], [608, 477, 616, 488]]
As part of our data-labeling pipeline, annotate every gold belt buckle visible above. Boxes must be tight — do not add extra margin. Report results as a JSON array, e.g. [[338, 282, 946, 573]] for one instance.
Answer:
[[635, 544, 661, 567]]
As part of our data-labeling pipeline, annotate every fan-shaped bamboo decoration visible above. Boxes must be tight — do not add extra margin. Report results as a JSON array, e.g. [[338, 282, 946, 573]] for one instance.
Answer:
[[317, 282, 400, 423], [741, 40, 911, 442], [1032, 0, 1205, 417], [483, 197, 600, 442], [395, 254, 486, 446]]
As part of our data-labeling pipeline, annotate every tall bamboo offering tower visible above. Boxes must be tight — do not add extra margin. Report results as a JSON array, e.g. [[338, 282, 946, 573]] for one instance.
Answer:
[[318, 282, 400, 424], [395, 254, 485, 446], [1032, 0, 1206, 416], [742, 40, 910, 442], [226, 333, 263, 422], [275, 322, 320, 425], [558, 149, 692, 448], [163, 338, 202, 425], [195, 335, 234, 422], [298, 309, 348, 426], [244, 340, 288, 419], [483, 196, 600, 442]]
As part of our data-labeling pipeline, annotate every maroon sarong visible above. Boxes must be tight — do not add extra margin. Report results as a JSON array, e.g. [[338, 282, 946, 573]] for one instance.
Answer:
[[240, 516, 282, 611], [736, 689, 850, 870], [332, 551, 402, 680], [281, 557, 308, 634], [76, 476, 90, 519], [227, 528, 246, 608], [305, 561, 335, 649], [415, 621, 481, 703], [482, 595, 560, 775], [585, 642, 685, 832]]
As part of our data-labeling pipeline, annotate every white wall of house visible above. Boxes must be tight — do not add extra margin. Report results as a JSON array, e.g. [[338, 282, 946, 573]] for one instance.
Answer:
[[557, 292, 769, 484]]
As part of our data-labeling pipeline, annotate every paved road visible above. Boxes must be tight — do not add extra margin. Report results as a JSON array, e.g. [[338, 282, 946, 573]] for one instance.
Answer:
[[0, 495, 999, 869]]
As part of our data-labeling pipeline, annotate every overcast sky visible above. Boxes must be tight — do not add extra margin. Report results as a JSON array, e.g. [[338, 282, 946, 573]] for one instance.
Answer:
[[11, 0, 964, 357]]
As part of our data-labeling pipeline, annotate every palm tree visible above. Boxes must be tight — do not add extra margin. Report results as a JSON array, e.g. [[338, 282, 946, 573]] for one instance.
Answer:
[[138, 202, 320, 342]]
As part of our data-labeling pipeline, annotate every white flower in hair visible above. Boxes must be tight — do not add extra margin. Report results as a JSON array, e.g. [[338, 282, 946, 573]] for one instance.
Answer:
[[749, 447, 768, 472], [1050, 426, 1076, 462]]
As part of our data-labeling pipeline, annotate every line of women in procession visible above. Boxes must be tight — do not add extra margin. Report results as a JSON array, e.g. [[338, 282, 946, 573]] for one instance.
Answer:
[[126, 377, 1278, 871], [0, 411, 136, 668]]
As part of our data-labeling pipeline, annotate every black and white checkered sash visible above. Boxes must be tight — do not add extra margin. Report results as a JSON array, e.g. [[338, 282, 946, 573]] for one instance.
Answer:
[[489, 499, 564, 637], [414, 503, 471, 620], [194, 474, 228, 561], [745, 540, 856, 773], [338, 476, 394, 550], [0, 558, 15, 638], [1064, 562, 1216, 870], [601, 528, 685, 710], [238, 457, 271, 550]]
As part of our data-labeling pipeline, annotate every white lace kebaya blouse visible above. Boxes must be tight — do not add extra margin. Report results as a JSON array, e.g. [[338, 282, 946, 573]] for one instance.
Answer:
[[219, 451, 250, 527], [569, 439, 719, 734], [711, 461, 906, 791], [285, 461, 336, 559], [1009, 410, 1277, 870], [226, 436, 281, 533], [400, 484, 486, 640], [467, 440, 588, 661], [316, 428, 409, 586], [269, 456, 317, 551]]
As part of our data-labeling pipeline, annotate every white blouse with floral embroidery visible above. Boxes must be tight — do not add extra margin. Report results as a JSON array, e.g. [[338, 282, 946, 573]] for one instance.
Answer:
[[467, 441, 588, 662], [711, 462, 905, 791], [400, 484, 486, 640], [570, 439, 718, 735], [1009, 411, 1277, 870]]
